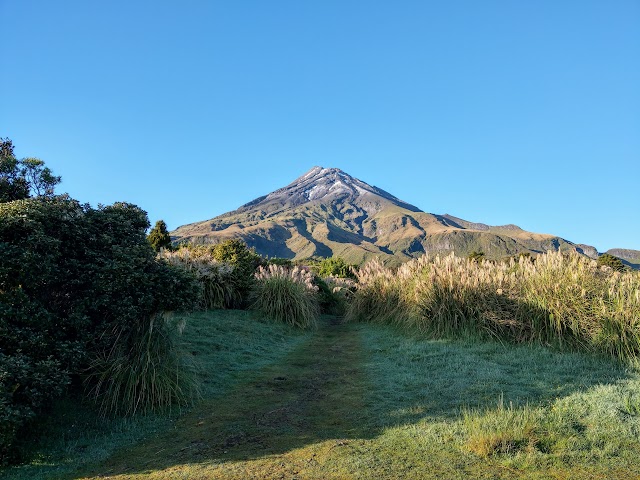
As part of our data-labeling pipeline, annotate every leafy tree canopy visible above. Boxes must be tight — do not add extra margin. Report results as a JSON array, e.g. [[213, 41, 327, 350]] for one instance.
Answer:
[[0, 138, 61, 202], [318, 257, 357, 279], [148, 219, 172, 252]]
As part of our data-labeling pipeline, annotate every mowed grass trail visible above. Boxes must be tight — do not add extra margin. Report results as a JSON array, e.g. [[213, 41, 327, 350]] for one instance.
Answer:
[[5, 311, 640, 479], [77, 316, 371, 480]]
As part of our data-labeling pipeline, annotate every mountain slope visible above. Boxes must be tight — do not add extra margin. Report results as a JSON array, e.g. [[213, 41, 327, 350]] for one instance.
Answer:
[[172, 167, 580, 265]]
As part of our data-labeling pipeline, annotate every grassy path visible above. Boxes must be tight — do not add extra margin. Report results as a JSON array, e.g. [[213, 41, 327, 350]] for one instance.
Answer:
[[15, 311, 639, 479], [78, 316, 372, 479]]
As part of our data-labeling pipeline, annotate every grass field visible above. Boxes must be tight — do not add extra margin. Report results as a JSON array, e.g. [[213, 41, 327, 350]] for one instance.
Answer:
[[3, 311, 640, 480]]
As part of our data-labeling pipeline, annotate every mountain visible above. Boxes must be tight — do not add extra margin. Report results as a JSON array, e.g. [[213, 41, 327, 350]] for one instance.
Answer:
[[171, 166, 599, 265]]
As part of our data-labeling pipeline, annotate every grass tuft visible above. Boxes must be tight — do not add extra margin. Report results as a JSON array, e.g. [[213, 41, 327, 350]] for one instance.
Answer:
[[85, 312, 199, 416], [251, 265, 319, 328]]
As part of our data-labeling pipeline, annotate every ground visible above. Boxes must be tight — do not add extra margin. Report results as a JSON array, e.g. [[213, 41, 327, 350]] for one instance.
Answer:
[[4, 311, 640, 480]]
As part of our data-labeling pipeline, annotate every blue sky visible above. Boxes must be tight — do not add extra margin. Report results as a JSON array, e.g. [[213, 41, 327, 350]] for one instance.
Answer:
[[1, 1, 638, 252]]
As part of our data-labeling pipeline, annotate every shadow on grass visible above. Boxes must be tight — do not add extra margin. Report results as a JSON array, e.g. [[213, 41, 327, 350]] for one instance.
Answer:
[[78, 316, 633, 479]]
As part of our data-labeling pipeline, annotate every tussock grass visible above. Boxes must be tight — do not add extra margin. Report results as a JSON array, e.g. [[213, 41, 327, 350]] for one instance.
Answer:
[[251, 265, 319, 328], [348, 251, 640, 361], [159, 248, 240, 309], [86, 313, 198, 416]]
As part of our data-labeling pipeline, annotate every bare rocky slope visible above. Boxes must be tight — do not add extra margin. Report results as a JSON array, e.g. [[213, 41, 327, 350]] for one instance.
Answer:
[[171, 167, 619, 266]]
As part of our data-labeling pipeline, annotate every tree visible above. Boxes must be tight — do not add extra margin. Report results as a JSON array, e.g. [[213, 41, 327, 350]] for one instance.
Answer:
[[0, 138, 61, 202], [597, 253, 625, 272], [147, 220, 172, 251], [0, 138, 29, 202], [21, 157, 61, 197]]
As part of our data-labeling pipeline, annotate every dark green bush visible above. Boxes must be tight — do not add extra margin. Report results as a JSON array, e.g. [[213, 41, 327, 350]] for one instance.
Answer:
[[148, 219, 172, 252], [317, 257, 357, 279], [210, 239, 263, 307], [267, 257, 293, 267], [597, 253, 625, 272], [0, 196, 199, 463]]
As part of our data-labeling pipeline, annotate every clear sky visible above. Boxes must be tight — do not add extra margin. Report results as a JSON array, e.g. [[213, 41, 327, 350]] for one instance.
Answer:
[[1, 1, 638, 252]]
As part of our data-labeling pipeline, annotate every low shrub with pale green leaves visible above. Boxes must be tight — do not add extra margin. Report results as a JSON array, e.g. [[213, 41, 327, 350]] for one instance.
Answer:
[[251, 265, 319, 328]]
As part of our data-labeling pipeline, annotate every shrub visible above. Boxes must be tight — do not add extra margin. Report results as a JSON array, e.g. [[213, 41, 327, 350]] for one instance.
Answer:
[[315, 275, 357, 316], [267, 257, 293, 267], [147, 219, 172, 252], [211, 239, 263, 307], [159, 247, 239, 309], [468, 251, 485, 263], [597, 253, 625, 272], [317, 257, 357, 279], [0, 196, 199, 463], [251, 265, 319, 328]]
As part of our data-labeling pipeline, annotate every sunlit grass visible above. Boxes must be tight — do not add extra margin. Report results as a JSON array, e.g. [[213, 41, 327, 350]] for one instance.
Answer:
[[348, 251, 640, 362], [5, 315, 640, 479]]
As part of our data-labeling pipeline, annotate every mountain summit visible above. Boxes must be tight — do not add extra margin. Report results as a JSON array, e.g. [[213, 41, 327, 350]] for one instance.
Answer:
[[236, 167, 421, 214], [172, 166, 583, 264]]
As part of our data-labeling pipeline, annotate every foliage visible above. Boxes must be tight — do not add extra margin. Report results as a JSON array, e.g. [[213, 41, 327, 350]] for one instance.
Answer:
[[314, 275, 356, 316], [317, 256, 357, 279], [251, 265, 319, 328], [347, 251, 640, 362], [169, 240, 262, 308], [468, 250, 485, 262], [0, 196, 198, 463], [597, 253, 625, 272], [0, 139, 60, 202], [267, 257, 293, 267], [209, 240, 263, 307], [159, 247, 239, 309], [147, 220, 172, 252]]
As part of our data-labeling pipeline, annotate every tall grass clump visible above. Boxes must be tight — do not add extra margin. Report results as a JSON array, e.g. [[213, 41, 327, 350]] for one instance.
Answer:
[[347, 251, 640, 362], [86, 313, 198, 416], [159, 247, 239, 309], [251, 265, 319, 328], [346, 258, 414, 325]]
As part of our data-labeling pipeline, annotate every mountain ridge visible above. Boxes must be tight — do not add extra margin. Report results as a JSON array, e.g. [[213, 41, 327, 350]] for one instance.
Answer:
[[171, 166, 633, 266]]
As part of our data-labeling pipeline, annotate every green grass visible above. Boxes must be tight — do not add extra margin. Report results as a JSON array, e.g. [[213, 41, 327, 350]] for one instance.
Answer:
[[0, 310, 310, 480], [4, 314, 640, 479]]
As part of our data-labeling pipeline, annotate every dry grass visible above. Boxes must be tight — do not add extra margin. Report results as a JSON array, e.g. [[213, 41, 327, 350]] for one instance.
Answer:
[[347, 251, 640, 361], [159, 247, 240, 309], [251, 265, 319, 328]]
